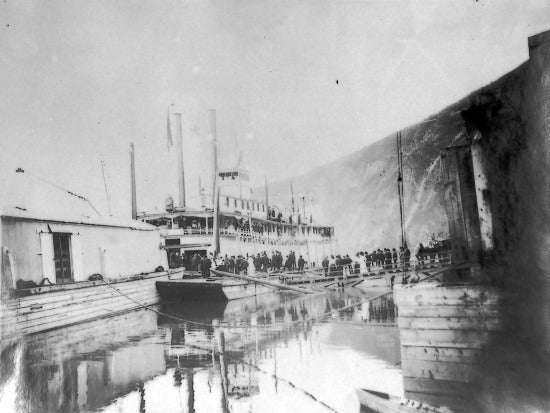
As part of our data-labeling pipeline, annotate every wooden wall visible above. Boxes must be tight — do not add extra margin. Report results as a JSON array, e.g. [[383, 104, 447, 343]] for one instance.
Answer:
[[0, 272, 168, 340], [394, 284, 502, 411]]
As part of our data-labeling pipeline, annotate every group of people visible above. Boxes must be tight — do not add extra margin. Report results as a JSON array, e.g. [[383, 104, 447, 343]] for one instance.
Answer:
[[320, 246, 412, 277], [215, 250, 307, 274], [186, 250, 308, 278]]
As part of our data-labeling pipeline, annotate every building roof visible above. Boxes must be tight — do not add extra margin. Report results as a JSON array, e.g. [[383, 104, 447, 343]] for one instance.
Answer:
[[1, 171, 156, 230]]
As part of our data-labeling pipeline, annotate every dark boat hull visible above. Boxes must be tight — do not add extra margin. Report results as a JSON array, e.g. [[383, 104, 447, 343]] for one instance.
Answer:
[[156, 278, 274, 302]]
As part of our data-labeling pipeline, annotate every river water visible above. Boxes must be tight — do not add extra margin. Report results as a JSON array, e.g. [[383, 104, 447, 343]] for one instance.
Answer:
[[0, 289, 402, 413]]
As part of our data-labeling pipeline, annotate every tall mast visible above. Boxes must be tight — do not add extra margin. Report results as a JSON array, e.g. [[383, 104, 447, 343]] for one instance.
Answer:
[[173, 112, 186, 208], [130, 143, 137, 220], [397, 131, 406, 249], [209, 109, 220, 255]]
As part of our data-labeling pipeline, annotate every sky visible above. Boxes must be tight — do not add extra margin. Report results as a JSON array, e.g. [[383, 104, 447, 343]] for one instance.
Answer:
[[1, 0, 549, 218]]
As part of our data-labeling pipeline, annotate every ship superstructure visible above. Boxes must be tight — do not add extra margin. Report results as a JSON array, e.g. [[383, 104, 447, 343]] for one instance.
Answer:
[[139, 166, 335, 269]]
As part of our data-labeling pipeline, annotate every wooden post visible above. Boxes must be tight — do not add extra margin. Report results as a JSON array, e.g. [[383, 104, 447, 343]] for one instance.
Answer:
[[440, 146, 482, 274], [471, 139, 494, 253], [217, 330, 230, 413]]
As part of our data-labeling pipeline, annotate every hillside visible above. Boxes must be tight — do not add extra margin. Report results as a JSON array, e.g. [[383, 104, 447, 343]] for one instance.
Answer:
[[261, 64, 525, 253]]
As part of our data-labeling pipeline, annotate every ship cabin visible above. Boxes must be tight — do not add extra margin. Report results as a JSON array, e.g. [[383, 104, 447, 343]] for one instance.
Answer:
[[139, 169, 335, 269]]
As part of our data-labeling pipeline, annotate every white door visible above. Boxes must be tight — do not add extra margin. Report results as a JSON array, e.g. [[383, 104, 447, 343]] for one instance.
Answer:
[[71, 234, 84, 281], [39, 232, 55, 282]]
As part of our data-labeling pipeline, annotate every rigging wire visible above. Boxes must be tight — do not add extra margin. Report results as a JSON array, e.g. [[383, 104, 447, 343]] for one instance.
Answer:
[[15, 168, 102, 216]]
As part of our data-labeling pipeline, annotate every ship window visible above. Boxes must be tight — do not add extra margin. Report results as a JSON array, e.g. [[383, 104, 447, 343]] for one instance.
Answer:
[[234, 199, 237, 208], [241, 200, 244, 209], [246, 201, 250, 210], [225, 197, 229, 207], [262, 205, 265, 212]]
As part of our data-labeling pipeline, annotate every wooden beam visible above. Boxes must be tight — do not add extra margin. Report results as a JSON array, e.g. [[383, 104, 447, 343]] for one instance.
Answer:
[[210, 269, 317, 294]]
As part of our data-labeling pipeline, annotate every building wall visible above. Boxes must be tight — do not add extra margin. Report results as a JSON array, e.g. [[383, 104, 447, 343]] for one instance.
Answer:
[[1, 217, 167, 285]]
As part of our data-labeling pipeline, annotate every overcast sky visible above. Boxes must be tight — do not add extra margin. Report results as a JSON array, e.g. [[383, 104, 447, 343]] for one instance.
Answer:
[[1, 0, 549, 217]]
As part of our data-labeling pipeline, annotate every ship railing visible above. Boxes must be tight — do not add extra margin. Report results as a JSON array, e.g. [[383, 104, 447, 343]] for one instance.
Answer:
[[179, 227, 213, 235]]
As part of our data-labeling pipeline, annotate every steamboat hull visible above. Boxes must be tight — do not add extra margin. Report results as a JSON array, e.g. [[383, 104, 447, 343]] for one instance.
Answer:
[[156, 278, 274, 302]]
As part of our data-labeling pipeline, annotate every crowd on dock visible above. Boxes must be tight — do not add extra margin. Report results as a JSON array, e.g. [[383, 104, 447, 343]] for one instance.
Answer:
[[186, 251, 308, 278], [176, 241, 450, 278]]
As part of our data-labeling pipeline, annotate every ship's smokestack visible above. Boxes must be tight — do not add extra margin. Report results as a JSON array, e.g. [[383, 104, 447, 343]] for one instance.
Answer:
[[130, 143, 137, 220], [209, 109, 218, 207], [173, 113, 186, 208]]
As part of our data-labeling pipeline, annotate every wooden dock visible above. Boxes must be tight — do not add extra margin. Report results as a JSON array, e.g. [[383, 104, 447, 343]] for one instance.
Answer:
[[0, 271, 174, 340]]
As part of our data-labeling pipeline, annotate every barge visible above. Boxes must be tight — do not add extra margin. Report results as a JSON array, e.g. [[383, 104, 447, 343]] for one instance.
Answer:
[[156, 276, 274, 302]]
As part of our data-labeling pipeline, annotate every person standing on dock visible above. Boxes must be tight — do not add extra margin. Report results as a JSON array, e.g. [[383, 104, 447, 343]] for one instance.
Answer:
[[364, 251, 371, 272], [191, 253, 200, 271], [404, 246, 411, 269], [298, 255, 305, 271], [254, 254, 262, 272], [329, 255, 336, 276], [200, 255, 211, 278], [391, 248, 398, 269], [271, 251, 277, 271], [261, 252, 270, 272], [384, 249, 392, 270], [248, 254, 256, 276], [241, 255, 249, 274], [322, 256, 329, 276], [290, 251, 296, 270]]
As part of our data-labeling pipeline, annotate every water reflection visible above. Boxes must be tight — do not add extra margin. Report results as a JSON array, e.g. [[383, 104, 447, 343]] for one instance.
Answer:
[[0, 290, 402, 413]]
